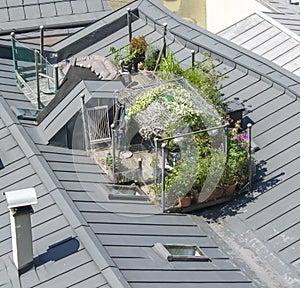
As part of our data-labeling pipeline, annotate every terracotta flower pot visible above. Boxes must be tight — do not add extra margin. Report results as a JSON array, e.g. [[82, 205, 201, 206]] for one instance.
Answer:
[[178, 196, 192, 208], [223, 182, 237, 195]]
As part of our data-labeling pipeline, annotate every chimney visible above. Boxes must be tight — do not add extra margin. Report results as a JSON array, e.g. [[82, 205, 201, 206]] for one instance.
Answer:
[[4, 188, 37, 275]]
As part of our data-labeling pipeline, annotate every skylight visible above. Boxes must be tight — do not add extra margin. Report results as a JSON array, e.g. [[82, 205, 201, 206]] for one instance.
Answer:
[[153, 243, 210, 262], [11, 106, 39, 121], [106, 184, 149, 201]]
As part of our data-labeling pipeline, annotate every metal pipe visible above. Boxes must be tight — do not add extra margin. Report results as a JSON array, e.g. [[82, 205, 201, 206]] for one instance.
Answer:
[[40, 26, 44, 74], [163, 23, 167, 58], [111, 124, 116, 175], [40, 25, 44, 58], [158, 123, 228, 142], [34, 50, 41, 110], [81, 94, 90, 151], [247, 123, 253, 191], [54, 64, 59, 91], [127, 8, 132, 44], [154, 138, 158, 184], [225, 122, 229, 155], [11, 32, 18, 71], [161, 143, 166, 212], [138, 157, 142, 182], [191, 50, 195, 67]]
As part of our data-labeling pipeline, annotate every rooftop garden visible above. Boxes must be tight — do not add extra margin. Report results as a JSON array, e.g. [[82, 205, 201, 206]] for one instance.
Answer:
[[104, 37, 252, 211]]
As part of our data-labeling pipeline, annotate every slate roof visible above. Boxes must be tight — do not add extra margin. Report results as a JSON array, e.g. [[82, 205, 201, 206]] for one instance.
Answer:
[[1, 0, 300, 287], [0, 0, 112, 35], [0, 58, 113, 287], [45, 0, 300, 286], [259, 0, 300, 14], [0, 46, 259, 288], [219, 12, 300, 76]]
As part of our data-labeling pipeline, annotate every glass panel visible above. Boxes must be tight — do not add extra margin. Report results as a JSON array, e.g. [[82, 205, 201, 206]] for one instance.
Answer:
[[165, 245, 204, 257]]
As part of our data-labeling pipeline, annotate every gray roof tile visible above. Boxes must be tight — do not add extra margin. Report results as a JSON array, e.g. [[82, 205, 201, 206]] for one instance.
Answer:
[[56, 2, 73, 16], [24, 5, 41, 20], [1, 0, 300, 286], [71, 1, 88, 14], [0, 63, 109, 288], [0, 0, 112, 35], [0, 8, 9, 22], [8, 6, 25, 21], [40, 3, 57, 18]]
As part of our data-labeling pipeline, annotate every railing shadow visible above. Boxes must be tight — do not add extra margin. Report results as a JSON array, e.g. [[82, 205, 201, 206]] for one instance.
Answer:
[[193, 160, 283, 222]]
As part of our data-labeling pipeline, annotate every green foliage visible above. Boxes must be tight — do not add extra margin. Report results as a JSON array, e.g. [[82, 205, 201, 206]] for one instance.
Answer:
[[183, 53, 227, 116], [144, 44, 160, 71], [144, 57, 157, 71], [220, 120, 249, 186], [125, 50, 249, 204], [109, 46, 137, 65], [158, 51, 183, 78]]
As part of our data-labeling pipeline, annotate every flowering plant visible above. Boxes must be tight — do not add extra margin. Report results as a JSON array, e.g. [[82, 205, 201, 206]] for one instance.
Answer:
[[220, 118, 249, 186]]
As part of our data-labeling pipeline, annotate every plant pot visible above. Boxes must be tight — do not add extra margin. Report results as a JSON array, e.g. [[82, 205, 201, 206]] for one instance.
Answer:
[[206, 187, 224, 202], [223, 182, 237, 195], [133, 56, 145, 72], [178, 196, 192, 208], [123, 62, 133, 73]]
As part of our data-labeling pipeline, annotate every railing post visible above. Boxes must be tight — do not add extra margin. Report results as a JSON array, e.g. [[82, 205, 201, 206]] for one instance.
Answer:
[[40, 26, 45, 74], [111, 124, 116, 175], [54, 64, 59, 91], [40, 25, 44, 58], [81, 94, 90, 151], [127, 8, 132, 44], [224, 121, 229, 155], [138, 157, 143, 182], [161, 143, 166, 212], [34, 50, 41, 110], [11, 32, 18, 71], [247, 123, 253, 192], [154, 138, 158, 184], [191, 50, 195, 67], [162, 23, 167, 58]]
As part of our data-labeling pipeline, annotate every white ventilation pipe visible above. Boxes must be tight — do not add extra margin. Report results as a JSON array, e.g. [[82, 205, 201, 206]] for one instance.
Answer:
[[4, 188, 37, 275]]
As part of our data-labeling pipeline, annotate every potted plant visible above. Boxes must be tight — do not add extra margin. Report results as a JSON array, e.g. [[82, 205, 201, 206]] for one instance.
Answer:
[[144, 44, 160, 71], [109, 46, 137, 73], [130, 35, 147, 71], [220, 119, 249, 193]]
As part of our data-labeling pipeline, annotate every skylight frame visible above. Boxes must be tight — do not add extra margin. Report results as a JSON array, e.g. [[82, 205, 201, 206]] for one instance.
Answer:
[[153, 243, 211, 262], [105, 184, 149, 201]]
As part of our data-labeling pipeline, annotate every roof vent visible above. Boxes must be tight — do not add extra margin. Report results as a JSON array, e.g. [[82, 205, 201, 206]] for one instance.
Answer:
[[4, 188, 37, 275]]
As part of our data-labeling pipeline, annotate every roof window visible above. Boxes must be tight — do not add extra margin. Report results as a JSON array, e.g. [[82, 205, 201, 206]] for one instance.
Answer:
[[106, 184, 149, 201], [11, 106, 39, 121], [153, 243, 210, 262]]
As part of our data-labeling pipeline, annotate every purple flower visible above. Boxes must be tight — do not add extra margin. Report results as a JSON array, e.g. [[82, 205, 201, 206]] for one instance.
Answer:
[[241, 143, 246, 147], [235, 135, 241, 142], [242, 132, 249, 141]]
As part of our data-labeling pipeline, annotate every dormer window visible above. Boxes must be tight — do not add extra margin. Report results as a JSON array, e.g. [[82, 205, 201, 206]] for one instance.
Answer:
[[153, 243, 210, 262]]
